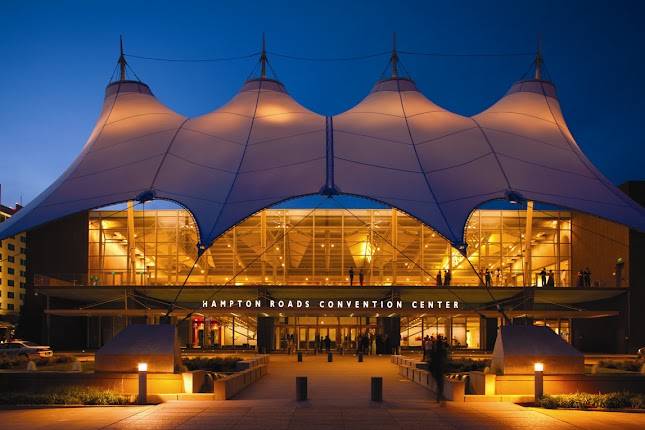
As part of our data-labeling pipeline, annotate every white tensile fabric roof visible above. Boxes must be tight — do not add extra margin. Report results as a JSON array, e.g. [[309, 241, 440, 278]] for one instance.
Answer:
[[1, 73, 644, 248]]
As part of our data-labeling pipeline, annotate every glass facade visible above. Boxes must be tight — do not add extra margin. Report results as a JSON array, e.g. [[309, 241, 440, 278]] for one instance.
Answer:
[[88, 207, 573, 287], [399, 316, 481, 349]]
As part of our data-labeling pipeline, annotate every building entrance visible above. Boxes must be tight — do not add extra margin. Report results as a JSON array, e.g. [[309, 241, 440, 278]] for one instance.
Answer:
[[275, 316, 377, 352]]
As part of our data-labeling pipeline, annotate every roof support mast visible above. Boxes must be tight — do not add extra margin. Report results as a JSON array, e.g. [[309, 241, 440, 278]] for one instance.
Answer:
[[391, 32, 399, 78], [260, 33, 267, 79], [534, 37, 543, 80], [119, 35, 127, 81]]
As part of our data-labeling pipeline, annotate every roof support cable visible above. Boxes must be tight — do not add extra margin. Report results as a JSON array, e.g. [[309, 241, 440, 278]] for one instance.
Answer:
[[203, 74, 264, 245], [177, 199, 326, 323], [394, 79, 458, 243], [328, 196, 489, 318]]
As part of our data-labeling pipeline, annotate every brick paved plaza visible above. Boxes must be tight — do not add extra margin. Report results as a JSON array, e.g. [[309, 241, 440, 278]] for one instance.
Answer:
[[1, 355, 644, 429]]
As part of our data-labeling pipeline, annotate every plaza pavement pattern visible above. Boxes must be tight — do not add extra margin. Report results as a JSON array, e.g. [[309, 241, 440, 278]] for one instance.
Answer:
[[1, 354, 644, 429]]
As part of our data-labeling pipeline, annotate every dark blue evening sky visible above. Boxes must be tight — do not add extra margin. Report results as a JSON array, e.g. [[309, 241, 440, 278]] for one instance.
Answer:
[[1, 0, 644, 207]]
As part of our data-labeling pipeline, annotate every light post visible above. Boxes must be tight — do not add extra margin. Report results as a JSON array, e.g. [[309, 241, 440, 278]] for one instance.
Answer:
[[138, 362, 148, 404], [534, 362, 544, 401]]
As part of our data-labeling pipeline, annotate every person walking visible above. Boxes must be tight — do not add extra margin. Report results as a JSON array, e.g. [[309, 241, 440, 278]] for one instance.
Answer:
[[430, 335, 449, 402], [436, 271, 442, 287], [324, 335, 331, 352], [359, 268, 365, 286], [348, 267, 354, 286]]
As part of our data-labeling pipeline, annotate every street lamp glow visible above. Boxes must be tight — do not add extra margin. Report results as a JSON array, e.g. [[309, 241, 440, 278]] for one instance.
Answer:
[[138, 362, 148, 372], [534, 362, 544, 372]]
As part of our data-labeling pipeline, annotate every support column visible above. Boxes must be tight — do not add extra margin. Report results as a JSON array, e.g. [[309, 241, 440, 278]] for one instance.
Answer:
[[126, 201, 137, 285], [204, 318, 211, 348], [524, 200, 534, 286], [257, 316, 275, 353], [376, 316, 400, 354]]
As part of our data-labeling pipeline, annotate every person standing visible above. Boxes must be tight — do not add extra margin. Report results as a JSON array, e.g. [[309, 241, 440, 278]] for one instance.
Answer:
[[485, 269, 492, 288], [577, 270, 584, 287], [444, 270, 451, 287], [324, 335, 331, 352], [540, 268, 547, 287], [359, 268, 365, 286], [421, 335, 428, 361], [584, 267, 592, 287], [348, 267, 354, 286], [436, 271, 442, 287], [547, 270, 555, 287]]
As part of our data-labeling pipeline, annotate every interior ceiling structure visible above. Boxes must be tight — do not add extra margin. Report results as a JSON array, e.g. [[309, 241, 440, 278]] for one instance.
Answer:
[[1, 48, 644, 249]]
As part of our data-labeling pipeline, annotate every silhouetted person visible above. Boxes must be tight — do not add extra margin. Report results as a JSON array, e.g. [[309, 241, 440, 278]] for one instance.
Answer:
[[444, 270, 451, 287], [324, 335, 331, 352], [359, 268, 365, 286], [540, 268, 547, 287], [362, 333, 370, 354], [422, 335, 431, 362], [576, 270, 584, 287], [485, 269, 492, 287], [436, 271, 442, 287], [584, 267, 592, 287], [547, 270, 555, 287], [430, 335, 449, 402], [348, 267, 354, 286]]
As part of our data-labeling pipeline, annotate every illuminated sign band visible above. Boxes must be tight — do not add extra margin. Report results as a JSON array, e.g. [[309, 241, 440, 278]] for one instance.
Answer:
[[202, 299, 459, 310]]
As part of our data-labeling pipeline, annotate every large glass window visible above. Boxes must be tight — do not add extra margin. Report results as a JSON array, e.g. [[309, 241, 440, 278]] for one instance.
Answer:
[[87, 207, 573, 287]]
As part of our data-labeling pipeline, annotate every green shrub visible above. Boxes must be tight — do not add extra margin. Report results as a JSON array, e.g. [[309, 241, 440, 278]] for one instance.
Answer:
[[538, 392, 645, 410], [446, 358, 490, 373], [182, 356, 243, 372], [597, 359, 643, 372], [0, 386, 132, 405], [0, 353, 78, 369]]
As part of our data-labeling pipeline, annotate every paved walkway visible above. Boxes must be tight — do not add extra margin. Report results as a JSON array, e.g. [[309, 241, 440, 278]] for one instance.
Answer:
[[1, 354, 645, 429], [236, 353, 432, 403]]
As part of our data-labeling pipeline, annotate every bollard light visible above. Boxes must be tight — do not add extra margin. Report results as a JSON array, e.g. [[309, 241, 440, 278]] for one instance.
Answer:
[[534, 362, 544, 401], [138, 362, 148, 405]]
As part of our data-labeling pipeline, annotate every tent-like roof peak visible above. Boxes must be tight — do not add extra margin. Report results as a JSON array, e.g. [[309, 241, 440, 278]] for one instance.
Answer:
[[241, 77, 287, 93], [104, 80, 154, 98], [371, 77, 418, 93], [506, 78, 557, 99]]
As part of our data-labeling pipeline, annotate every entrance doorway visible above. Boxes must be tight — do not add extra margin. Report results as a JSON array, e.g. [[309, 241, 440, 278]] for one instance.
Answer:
[[275, 316, 376, 352]]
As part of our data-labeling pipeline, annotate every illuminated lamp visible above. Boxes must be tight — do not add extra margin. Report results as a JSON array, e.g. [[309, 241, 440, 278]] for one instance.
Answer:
[[534, 362, 544, 400], [138, 362, 148, 404]]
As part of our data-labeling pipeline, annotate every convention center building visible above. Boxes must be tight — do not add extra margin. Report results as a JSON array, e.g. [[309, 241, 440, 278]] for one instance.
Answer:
[[2, 47, 644, 355]]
